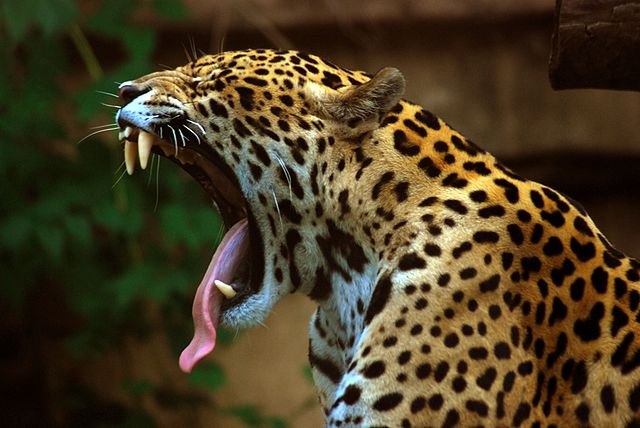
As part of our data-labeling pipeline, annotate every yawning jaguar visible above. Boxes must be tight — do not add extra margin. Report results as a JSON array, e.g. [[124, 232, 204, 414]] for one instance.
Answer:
[[115, 49, 640, 427]]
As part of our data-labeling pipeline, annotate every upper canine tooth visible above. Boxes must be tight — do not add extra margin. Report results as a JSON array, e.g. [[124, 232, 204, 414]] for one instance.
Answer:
[[214, 280, 237, 299], [138, 131, 154, 170], [123, 127, 133, 138], [118, 131, 124, 141], [124, 140, 137, 175]]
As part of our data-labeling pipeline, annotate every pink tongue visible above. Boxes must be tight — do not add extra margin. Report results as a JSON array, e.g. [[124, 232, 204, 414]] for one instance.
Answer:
[[179, 218, 249, 373]]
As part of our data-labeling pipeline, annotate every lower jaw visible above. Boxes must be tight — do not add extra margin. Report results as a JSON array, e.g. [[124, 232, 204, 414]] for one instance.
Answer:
[[179, 209, 265, 372], [219, 295, 267, 329], [120, 125, 268, 346]]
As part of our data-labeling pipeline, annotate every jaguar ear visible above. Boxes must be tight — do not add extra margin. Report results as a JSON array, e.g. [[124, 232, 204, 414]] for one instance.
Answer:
[[308, 67, 405, 125]]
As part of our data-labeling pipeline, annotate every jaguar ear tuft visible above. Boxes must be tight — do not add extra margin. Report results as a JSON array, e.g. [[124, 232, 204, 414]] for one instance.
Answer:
[[310, 67, 405, 124]]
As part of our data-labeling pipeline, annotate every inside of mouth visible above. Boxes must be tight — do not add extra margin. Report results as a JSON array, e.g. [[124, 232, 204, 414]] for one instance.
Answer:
[[119, 124, 247, 225], [179, 218, 250, 373], [118, 124, 253, 372]]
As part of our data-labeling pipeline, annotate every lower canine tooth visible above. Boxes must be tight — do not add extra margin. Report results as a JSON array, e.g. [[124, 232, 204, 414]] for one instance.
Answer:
[[138, 131, 154, 170], [214, 280, 237, 299], [124, 140, 137, 175]]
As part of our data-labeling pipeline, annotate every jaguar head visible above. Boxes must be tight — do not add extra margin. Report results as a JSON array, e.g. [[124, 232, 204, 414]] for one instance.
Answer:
[[114, 49, 404, 372]]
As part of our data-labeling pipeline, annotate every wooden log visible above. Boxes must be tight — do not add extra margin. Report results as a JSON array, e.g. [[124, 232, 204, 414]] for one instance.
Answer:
[[549, 0, 640, 91]]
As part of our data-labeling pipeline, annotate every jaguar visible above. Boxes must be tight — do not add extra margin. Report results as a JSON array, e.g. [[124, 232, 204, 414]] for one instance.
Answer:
[[114, 48, 640, 427]]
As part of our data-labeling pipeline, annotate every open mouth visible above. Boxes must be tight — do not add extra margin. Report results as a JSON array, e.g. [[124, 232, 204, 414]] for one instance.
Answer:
[[116, 119, 263, 373]]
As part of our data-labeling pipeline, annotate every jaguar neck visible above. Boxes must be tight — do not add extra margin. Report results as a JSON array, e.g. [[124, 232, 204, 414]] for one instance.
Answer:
[[303, 126, 405, 367], [312, 255, 379, 367]]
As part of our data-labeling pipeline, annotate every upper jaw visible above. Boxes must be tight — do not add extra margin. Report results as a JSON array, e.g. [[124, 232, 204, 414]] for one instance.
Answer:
[[115, 88, 269, 312], [115, 110, 247, 229]]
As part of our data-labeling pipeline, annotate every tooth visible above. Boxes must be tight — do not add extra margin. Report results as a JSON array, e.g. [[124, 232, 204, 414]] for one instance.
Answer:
[[118, 131, 124, 141], [124, 140, 137, 175], [214, 280, 237, 299], [138, 131, 154, 170], [123, 126, 133, 138]]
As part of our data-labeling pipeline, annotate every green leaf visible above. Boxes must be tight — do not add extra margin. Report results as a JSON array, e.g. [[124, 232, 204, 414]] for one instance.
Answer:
[[86, 0, 132, 37], [161, 203, 190, 245], [224, 406, 289, 428], [0, 44, 10, 101], [66, 331, 96, 356], [111, 265, 154, 310], [265, 418, 289, 428], [123, 379, 155, 397], [34, 0, 77, 37], [225, 406, 263, 426], [0, 260, 30, 307], [1, 0, 76, 41], [216, 327, 237, 346], [187, 362, 226, 390], [35, 226, 65, 262], [159, 202, 221, 250], [64, 215, 92, 248], [92, 189, 143, 236], [1, 0, 35, 42], [302, 365, 314, 384], [145, 269, 190, 302], [120, 27, 156, 60], [0, 214, 32, 250], [121, 410, 157, 428], [191, 207, 223, 246]]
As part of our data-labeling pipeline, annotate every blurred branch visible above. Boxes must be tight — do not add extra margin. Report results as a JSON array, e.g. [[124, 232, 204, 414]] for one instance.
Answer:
[[69, 24, 103, 81]]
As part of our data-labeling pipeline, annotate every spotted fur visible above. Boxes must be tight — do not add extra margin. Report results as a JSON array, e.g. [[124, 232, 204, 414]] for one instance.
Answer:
[[117, 49, 640, 427]]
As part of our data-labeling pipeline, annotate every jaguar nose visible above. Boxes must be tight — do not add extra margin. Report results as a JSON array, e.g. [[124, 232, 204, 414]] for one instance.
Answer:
[[118, 82, 150, 103]]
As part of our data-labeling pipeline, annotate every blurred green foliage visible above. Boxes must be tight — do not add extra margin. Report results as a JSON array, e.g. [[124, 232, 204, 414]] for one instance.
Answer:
[[0, 1, 298, 426]]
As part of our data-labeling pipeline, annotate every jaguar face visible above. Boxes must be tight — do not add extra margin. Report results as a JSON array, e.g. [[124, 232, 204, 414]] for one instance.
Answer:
[[115, 64, 271, 372]]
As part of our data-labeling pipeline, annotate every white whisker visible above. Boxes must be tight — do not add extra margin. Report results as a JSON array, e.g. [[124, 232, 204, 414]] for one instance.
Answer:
[[112, 168, 127, 189], [167, 125, 179, 156], [178, 128, 187, 147], [147, 154, 156, 187], [114, 160, 125, 176], [215, 220, 225, 244], [186, 119, 206, 135], [218, 35, 226, 54], [101, 103, 121, 109], [274, 153, 292, 200], [77, 126, 119, 145], [90, 123, 119, 130], [190, 37, 198, 62], [271, 188, 283, 230], [96, 90, 119, 98], [154, 155, 161, 212], [184, 124, 201, 144]]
